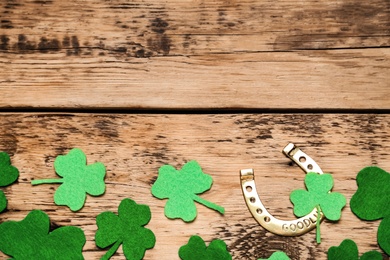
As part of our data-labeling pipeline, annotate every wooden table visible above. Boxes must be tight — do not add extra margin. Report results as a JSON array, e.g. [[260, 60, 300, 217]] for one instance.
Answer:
[[0, 1, 389, 259]]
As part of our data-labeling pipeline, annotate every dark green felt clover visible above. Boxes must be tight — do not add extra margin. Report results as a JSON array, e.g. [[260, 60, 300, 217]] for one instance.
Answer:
[[0, 210, 86, 259], [151, 160, 224, 222], [95, 198, 156, 260], [0, 152, 19, 213], [178, 235, 232, 260], [32, 148, 106, 211], [327, 239, 382, 260], [350, 166, 390, 256], [290, 172, 346, 244], [258, 251, 291, 260]]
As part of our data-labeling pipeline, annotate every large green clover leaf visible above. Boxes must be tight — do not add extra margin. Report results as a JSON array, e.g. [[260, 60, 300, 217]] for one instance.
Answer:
[[327, 239, 382, 260], [290, 172, 346, 243], [32, 148, 106, 211], [95, 198, 156, 260], [178, 235, 232, 260], [0, 210, 86, 259], [350, 166, 390, 256], [258, 251, 291, 260], [151, 160, 224, 222], [0, 152, 19, 213]]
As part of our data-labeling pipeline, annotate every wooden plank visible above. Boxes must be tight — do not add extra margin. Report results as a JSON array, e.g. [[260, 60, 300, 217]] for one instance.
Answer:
[[0, 50, 389, 110], [0, 113, 389, 259], [0, 0, 389, 110]]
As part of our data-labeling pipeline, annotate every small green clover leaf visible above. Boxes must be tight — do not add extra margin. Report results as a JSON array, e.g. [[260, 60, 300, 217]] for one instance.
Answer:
[[0, 152, 19, 213], [0, 210, 86, 259], [258, 251, 291, 260], [32, 148, 106, 211], [327, 239, 383, 260], [95, 198, 156, 260], [290, 172, 346, 243], [350, 166, 390, 256], [151, 160, 224, 222], [179, 235, 232, 260]]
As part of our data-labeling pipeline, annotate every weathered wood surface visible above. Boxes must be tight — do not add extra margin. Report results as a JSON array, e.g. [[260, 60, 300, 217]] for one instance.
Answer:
[[0, 113, 389, 259], [0, 0, 389, 110]]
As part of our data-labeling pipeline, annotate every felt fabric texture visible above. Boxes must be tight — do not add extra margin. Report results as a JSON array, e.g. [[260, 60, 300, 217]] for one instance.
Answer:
[[350, 166, 390, 256], [31, 148, 106, 211], [0, 152, 19, 213], [327, 239, 382, 260], [258, 251, 291, 260], [290, 172, 346, 243], [0, 210, 86, 259], [178, 235, 232, 260], [95, 198, 156, 260], [151, 160, 224, 222]]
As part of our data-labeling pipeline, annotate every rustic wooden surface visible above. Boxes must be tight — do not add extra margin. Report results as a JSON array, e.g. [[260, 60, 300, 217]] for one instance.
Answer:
[[0, 0, 389, 110], [0, 114, 389, 259]]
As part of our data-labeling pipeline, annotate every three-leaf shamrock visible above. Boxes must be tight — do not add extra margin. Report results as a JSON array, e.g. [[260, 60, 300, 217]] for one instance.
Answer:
[[327, 239, 382, 260], [32, 148, 106, 211], [151, 160, 224, 222], [350, 166, 390, 256], [0, 210, 86, 259], [95, 198, 156, 260], [290, 172, 346, 243], [258, 251, 291, 260], [0, 152, 19, 213], [179, 235, 232, 260]]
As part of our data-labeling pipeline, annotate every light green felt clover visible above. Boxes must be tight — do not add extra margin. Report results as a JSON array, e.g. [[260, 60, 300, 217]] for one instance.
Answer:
[[290, 172, 346, 243], [350, 166, 390, 256], [151, 160, 224, 222], [95, 198, 156, 260], [0, 152, 19, 213], [0, 210, 86, 259], [179, 235, 232, 260], [32, 148, 106, 211], [258, 251, 291, 260], [327, 239, 382, 260]]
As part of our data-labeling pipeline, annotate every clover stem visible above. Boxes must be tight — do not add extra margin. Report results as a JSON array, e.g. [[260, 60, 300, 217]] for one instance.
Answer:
[[101, 240, 122, 260], [316, 205, 321, 244], [192, 195, 225, 214], [31, 179, 64, 185]]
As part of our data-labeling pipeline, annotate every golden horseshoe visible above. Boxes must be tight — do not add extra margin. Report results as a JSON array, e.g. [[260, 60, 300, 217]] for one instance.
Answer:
[[240, 143, 324, 236]]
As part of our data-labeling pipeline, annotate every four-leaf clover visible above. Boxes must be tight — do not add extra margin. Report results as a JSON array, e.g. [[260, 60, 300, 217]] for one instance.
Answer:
[[350, 166, 390, 255], [327, 239, 382, 260], [0, 210, 86, 259], [151, 160, 225, 222], [32, 148, 106, 211], [179, 235, 232, 260], [258, 251, 291, 260], [95, 198, 156, 260], [290, 172, 346, 243], [0, 152, 19, 213]]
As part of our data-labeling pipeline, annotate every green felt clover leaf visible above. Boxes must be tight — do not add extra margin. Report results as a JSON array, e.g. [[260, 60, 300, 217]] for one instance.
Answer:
[[151, 160, 224, 222], [0, 210, 86, 259], [32, 148, 106, 211], [290, 172, 346, 243], [327, 239, 382, 260], [95, 198, 156, 260], [179, 235, 232, 260], [258, 251, 291, 260], [0, 152, 19, 213], [350, 166, 390, 256]]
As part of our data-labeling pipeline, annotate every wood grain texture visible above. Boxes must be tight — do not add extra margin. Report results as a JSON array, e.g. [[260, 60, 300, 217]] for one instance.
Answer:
[[0, 0, 389, 110], [0, 113, 389, 259]]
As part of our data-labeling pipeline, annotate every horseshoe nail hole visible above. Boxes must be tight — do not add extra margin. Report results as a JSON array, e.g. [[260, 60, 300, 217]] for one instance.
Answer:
[[264, 216, 270, 222], [299, 156, 306, 162], [246, 186, 252, 192], [308, 164, 313, 170], [256, 208, 262, 214], [250, 197, 256, 203]]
